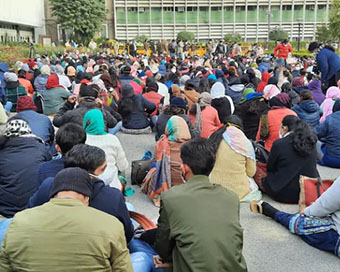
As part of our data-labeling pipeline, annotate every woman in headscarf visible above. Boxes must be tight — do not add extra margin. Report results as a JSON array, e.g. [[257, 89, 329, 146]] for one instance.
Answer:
[[256, 72, 271, 93], [209, 115, 261, 202], [0, 118, 50, 218], [314, 100, 340, 168], [307, 78, 325, 106], [210, 82, 235, 124], [319, 86, 340, 123], [256, 93, 297, 151], [83, 109, 128, 190], [4, 72, 27, 112], [43, 73, 71, 115], [188, 92, 222, 138], [142, 116, 191, 206]]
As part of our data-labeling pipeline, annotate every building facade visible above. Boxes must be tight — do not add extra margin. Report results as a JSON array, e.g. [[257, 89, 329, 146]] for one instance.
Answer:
[[113, 0, 330, 42], [0, 0, 46, 43]]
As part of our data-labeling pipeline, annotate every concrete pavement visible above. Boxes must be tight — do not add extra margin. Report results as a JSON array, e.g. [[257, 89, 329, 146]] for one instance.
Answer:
[[117, 132, 340, 272]]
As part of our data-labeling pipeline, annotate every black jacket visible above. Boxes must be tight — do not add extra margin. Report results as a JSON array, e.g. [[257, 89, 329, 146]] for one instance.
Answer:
[[0, 137, 51, 217], [53, 100, 117, 128], [211, 97, 233, 124], [234, 97, 269, 140], [263, 134, 319, 204]]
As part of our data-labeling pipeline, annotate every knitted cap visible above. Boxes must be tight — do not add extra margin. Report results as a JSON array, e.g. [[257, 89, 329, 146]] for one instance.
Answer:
[[4, 72, 18, 82], [122, 84, 134, 98], [16, 96, 37, 112], [170, 97, 187, 110], [50, 167, 93, 198]]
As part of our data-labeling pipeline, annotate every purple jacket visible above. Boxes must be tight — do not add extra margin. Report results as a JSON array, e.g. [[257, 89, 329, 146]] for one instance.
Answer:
[[307, 79, 326, 106]]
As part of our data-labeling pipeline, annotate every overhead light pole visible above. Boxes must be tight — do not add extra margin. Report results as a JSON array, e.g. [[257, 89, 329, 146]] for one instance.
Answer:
[[266, 9, 272, 50], [297, 18, 302, 52]]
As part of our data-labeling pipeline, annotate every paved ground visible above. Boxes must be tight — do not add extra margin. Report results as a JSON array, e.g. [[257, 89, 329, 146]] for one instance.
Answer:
[[117, 132, 340, 272]]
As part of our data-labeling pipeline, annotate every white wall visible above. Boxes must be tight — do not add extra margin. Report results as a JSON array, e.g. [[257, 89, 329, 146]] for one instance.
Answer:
[[0, 0, 46, 41]]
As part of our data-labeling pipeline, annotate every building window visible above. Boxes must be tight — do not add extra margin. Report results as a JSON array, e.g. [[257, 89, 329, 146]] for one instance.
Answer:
[[187, 7, 197, 12], [294, 5, 303, 21], [199, 7, 209, 23], [317, 5, 327, 22], [247, 6, 257, 23], [305, 5, 315, 22], [187, 7, 198, 23], [211, 6, 222, 23], [282, 5, 292, 22], [235, 6, 245, 23], [224, 6, 234, 23]]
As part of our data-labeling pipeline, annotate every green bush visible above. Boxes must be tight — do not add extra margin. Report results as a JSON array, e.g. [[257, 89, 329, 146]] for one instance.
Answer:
[[224, 33, 242, 43], [177, 31, 195, 42]]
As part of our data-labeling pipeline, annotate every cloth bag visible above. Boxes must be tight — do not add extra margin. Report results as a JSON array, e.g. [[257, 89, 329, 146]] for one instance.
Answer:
[[131, 151, 153, 186], [299, 176, 335, 211]]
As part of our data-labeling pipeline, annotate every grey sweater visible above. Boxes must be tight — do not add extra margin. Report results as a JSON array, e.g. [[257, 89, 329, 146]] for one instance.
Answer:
[[304, 177, 340, 234]]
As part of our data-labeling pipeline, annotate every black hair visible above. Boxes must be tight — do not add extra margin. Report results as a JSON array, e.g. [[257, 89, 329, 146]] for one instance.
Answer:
[[282, 115, 299, 132], [283, 70, 290, 78], [225, 115, 244, 131], [56, 123, 87, 155], [163, 105, 186, 115], [18, 69, 26, 78], [197, 78, 210, 94], [180, 138, 216, 176], [300, 90, 313, 100], [291, 119, 318, 157], [64, 144, 106, 174], [281, 82, 292, 93]]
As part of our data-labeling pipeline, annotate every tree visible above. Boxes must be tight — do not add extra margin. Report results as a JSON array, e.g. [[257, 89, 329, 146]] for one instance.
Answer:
[[50, 0, 107, 44], [135, 35, 149, 43], [329, 0, 340, 42], [177, 31, 195, 42], [269, 28, 289, 42], [224, 33, 242, 43], [316, 25, 333, 43]]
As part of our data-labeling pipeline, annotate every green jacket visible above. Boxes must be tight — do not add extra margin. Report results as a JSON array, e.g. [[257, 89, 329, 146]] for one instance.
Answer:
[[5, 85, 26, 112], [155, 175, 247, 272], [43, 87, 70, 115], [0, 198, 133, 272]]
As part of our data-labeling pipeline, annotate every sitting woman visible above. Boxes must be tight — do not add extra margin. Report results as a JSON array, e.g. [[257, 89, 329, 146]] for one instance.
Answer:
[[250, 176, 340, 257], [83, 109, 128, 190], [142, 116, 191, 206], [314, 100, 340, 168], [118, 84, 156, 133], [210, 82, 235, 124], [189, 92, 222, 138], [256, 93, 297, 151], [292, 90, 321, 129], [320, 86, 340, 123], [156, 97, 198, 141], [209, 115, 261, 202], [259, 115, 319, 204], [43, 73, 71, 115]]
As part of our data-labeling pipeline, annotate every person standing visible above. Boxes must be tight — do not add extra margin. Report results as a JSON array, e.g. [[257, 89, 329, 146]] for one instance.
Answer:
[[154, 138, 247, 272], [274, 39, 293, 61]]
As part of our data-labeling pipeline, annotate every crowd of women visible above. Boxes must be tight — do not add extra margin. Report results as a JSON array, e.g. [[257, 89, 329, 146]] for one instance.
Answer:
[[1, 40, 340, 267]]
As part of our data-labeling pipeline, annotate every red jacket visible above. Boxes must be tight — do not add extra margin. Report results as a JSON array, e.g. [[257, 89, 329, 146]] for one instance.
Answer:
[[274, 43, 293, 60], [143, 91, 163, 116]]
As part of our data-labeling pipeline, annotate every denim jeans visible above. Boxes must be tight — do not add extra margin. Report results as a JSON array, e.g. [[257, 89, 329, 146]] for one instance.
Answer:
[[4, 101, 12, 114], [317, 141, 340, 168], [108, 121, 123, 135], [0, 218, 12, 246], [129, 239, 162, 272], [274, 211, 340, 256]]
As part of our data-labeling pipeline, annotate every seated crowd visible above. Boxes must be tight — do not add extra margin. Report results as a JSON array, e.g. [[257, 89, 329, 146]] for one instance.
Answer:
[[1, 40, 340, 271]]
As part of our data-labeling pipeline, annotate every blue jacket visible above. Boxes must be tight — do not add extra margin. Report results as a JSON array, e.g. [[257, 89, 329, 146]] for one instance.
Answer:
[[317, 48, 340, 82], [314, 111, 340, 157], [34, 74, 49, 94], [0, 137, 51, 217], [16, 110, 55, 143], [37, 158, 65, 185], [292, 100, 321, 128], [27, 177, 134, 243], [118, 94, 156, 129], [226, 84, 244, 105], [258, 62, 270, 74], [0, 63, 9, 104]]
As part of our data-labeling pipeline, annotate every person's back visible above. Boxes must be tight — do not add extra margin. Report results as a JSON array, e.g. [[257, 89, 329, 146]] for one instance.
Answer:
[[43, 86, 70, 115], [155, 138, 247, 272], [189, 105, 221, 138], [0, 168, 133, 271], [0, 119, 50, 217], [292, 99, 321, 128], [258, 107, 297, 151]]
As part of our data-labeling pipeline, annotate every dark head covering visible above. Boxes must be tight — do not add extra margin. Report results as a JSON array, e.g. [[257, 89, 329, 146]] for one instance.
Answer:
[[50, 167, 93, 198], [147, 81, 159, 92], [121, 84, 134, 98], [268, 77, 278, 86], [170, 97, 187, 110], [16, 96, 37, 112], [269, 93, 292, 108], [333, 100, 340, 113], [308, 42, 320, 52], [79, 84, 99, 98]]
